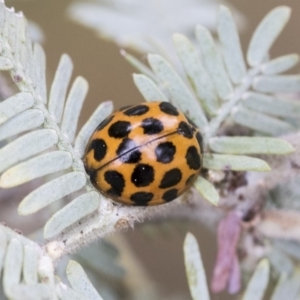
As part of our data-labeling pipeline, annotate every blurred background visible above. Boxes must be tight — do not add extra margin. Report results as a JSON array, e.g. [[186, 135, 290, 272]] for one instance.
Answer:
[[1, 0, 300, 299]]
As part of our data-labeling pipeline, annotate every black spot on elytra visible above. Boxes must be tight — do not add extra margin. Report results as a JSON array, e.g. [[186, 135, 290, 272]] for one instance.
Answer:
[[131, 164, 154, 187], [177, 121, 193, 139], [88, 169, 97, 185], [96, 115, 114, 131], [124, 105, 149, 116], [141, 118, 164, 135], [104, 170, 125, 197], [196, 132, 204, 153], [116, 138, 136, 155], [88, 139, 107, 161], [186, 174, 196, 186], [155, 142, 176, 164], [108, 121, 131, 138], [186, 146, 201, 170], [116, 138, 141, 163], [159, 102, 179, 116], [159, 168, 182, 189], [122, 149, 141, 163], [162, 189, 178, 202], [130, 192, 154, 205]]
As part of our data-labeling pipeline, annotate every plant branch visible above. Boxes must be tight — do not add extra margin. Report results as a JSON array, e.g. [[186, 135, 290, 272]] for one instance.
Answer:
[[44, 130, 300, 259], [206, 67, 260, 141]]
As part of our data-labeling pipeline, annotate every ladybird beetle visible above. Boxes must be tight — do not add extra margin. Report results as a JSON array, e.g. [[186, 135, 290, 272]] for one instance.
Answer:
[[84, 102, 203, 206]]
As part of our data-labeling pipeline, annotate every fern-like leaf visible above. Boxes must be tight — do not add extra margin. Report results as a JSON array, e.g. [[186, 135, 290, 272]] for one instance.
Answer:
[[127, 6, 300, 140], [67, 0, 245, 54], [65, 261, 103, 300], [242, 259, 270, 300], [271, 270, 300, 300], [0, 225, 103, 300], [0, 3, 113, 244], [0, 2, 197, 257], [184, 232, 210, 300], [0, 2, 296, 257], [122, 5, 297, 204], [183, 234, 298, 299]]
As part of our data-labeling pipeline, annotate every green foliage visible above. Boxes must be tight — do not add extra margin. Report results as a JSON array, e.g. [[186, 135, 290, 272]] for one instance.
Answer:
[[0, 1, 300, 299], [0, 225, 104, 300], [123, 6, 297, 204], [184, 233, 210, 300]]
